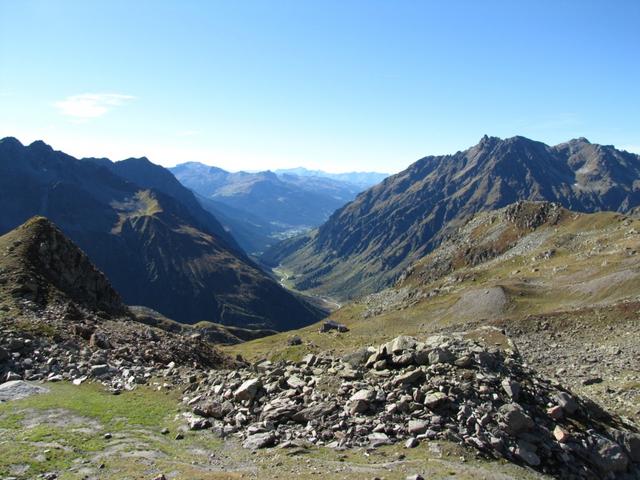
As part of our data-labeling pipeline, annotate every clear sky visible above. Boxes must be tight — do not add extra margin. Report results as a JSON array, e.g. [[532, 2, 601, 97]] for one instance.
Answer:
[[1, 1, 639, 173]]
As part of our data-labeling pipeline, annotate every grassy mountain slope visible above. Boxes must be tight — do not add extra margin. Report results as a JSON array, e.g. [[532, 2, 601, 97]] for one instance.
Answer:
[[231, 202, 640, 420], [264, 136, 640, 300]]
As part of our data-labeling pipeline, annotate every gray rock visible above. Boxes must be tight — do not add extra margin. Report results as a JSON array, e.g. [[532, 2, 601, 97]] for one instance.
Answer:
[[292, 402, 337, 423], [619, 432, 640, 463], [319, 320, 349, 333], [234, 378, 261, 402], [386, 335, 417, 354], [501, 378, 520, 401], [405, 437, 419, 449], [498, 403, 533, 435], [408, 419, 428, 435], [591, 436, 629, 473], [428, 348, 454, 365], [243, 431, 276, 449], [286, 375, 306, 390], [556, 391, 578, 415], [368, 432, 391, 447], [394, 369, 425, 386], [424, 392, 448, 409], [89, 364, 109, 377], [349, 389, 375, 413], [0, 380, 49, 402], [516, 446, 541, 466]]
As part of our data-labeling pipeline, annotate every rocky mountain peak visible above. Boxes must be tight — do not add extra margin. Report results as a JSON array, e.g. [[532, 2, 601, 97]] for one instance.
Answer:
[[1, 216, 126, 315]]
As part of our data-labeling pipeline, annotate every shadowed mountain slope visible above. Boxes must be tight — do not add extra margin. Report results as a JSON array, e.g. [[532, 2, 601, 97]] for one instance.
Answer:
[[264, 136, 640, 299], [0, 137, 324, 329]]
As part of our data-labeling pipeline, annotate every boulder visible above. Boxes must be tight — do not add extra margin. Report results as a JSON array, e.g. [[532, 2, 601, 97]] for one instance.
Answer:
[[243, 431, 276, 450], [498, 403, 534, 435], [591, 436, 629, 473], [394, 369, 425, 386], [555, 391, 578, 415], [234, 378, 261, 402], [386, 336, 417, 354], [292, 402, 337, 423], [407, 419, 428, 435], [428, 348, 454, 365]]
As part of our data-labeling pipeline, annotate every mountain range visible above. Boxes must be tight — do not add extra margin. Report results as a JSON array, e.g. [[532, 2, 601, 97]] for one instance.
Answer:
[[170, 162, 385, 254], [273, 167, 388, 190], [0, 137, 324, 329], [262, 135, 640, 299]]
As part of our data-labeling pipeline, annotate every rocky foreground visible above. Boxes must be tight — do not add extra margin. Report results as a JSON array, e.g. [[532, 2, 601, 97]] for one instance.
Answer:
[[183, 328, 640, 479]]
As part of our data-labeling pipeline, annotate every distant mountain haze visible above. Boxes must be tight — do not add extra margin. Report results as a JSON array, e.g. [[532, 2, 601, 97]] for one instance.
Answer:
[[0, 137, 325, 329], [263, 135, 640, 300], [171, 162, 383, 254], [273, 167, 389, 190]]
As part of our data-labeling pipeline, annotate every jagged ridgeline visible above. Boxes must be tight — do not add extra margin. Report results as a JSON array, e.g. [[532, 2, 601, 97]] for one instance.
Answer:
[[0, 137, 325, 329], [264, 136, 640, 300]]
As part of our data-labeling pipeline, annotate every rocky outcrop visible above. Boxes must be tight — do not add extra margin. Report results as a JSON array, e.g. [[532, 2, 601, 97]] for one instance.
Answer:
[[183, 328, 640, 478], [1, 216, 126, 315], [0, 314, 228, 392]]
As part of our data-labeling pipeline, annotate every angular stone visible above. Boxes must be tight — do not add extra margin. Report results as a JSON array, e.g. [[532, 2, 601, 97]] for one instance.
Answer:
[[408, 419, 428, 435], [413, 349, 430, 365], [620, 432, 640, 463], [516, 446, 541, 466], [386, 335, 417, 354], [193, 401, 225, 419], [243, 432, 276, 450], [553, 425, 570, 443], [428, 348, 454, 365], [292, 402, 337, 423], [547, 405, 563, 420], [501, 378, 521, 401], [188, 418, 211, 430], [454, 355, 473, 368], [424, 392, 448, 409], [405, 437, 419, 448], [591, 436, 629, 473], [89, 364, 109, 377], [391, 352, 414, 367], [498, 403, 534, 435], [234, 378, 261, 402], [286, 375, 306, 390], [556, 391, 578, 415], [368, 432, 391, 447], [394, 369, 425, 386]]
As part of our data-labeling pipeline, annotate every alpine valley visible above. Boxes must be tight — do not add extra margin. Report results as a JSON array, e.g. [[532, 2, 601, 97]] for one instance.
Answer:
[[1, 135, 640, 480]]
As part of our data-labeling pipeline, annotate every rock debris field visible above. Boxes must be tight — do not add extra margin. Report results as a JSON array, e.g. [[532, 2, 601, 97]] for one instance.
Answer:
[[183, 327, 640, 479]]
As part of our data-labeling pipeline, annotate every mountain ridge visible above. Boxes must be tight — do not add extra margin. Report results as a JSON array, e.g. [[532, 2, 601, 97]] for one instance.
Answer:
[[0, 137, 325, 329], [264, 135, 640, 299]]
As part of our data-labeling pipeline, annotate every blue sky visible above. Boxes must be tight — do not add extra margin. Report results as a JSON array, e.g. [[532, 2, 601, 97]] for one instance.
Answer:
[[1, 1, 639, 173]]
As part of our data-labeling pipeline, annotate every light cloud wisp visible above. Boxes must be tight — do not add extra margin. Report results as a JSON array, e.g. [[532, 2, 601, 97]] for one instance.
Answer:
[[54, 93, 135, 119]]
